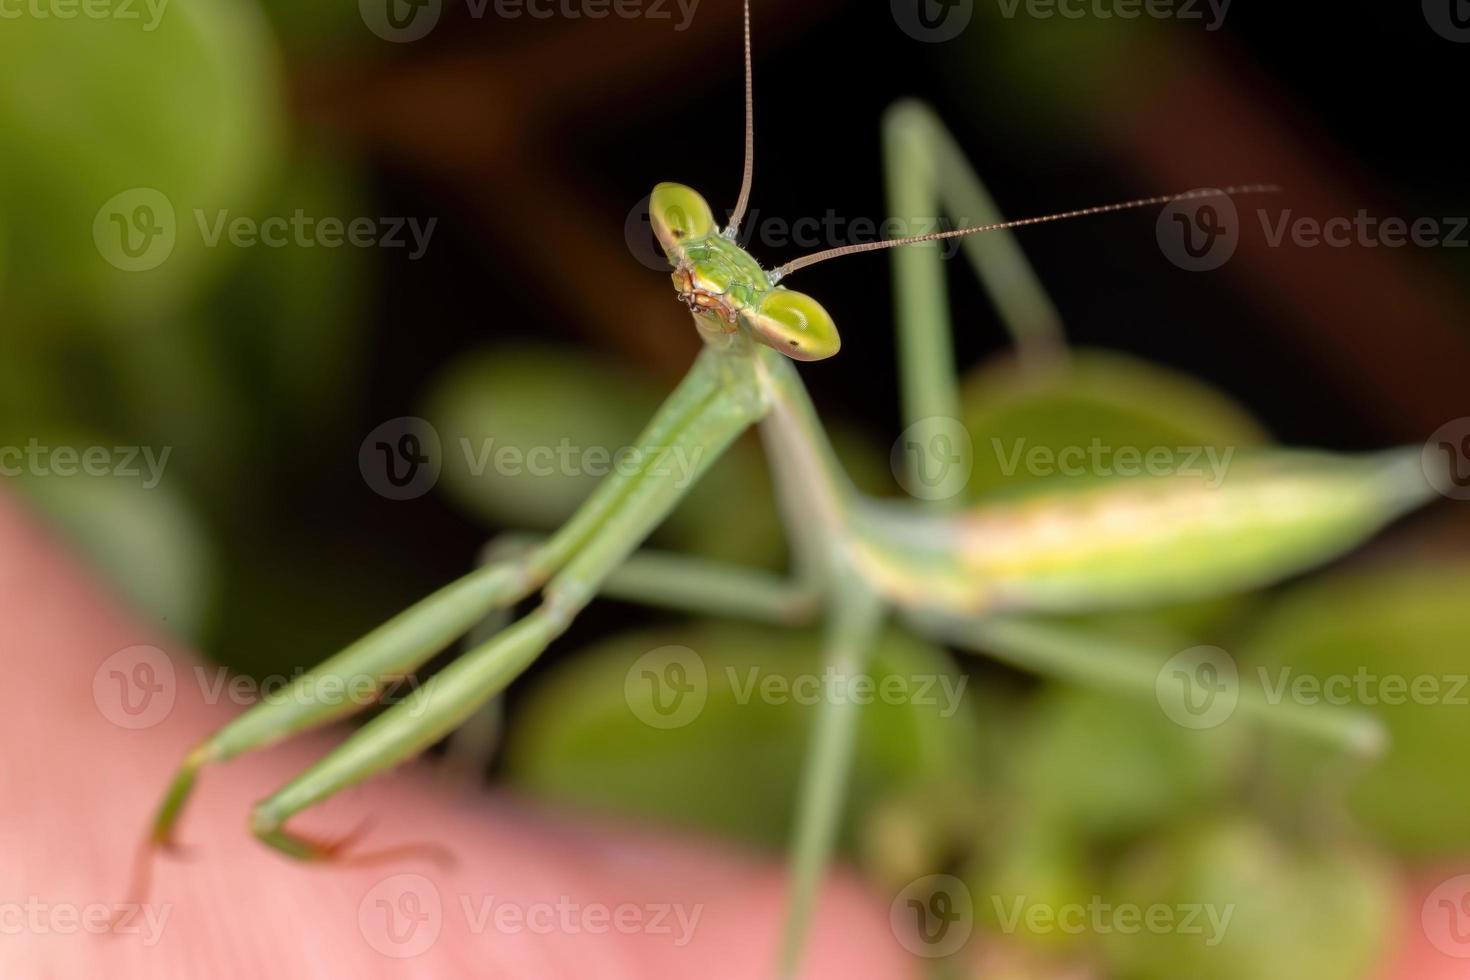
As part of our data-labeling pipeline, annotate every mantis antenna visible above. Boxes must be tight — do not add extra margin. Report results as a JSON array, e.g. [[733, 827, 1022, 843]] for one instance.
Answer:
[[725, 0, 755, 237], [770, 183, 1282, 282]]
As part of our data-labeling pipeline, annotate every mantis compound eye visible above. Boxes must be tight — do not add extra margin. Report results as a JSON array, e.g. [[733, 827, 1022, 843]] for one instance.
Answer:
[[744, 288, 841, 361], [650, 183, 717, 258]]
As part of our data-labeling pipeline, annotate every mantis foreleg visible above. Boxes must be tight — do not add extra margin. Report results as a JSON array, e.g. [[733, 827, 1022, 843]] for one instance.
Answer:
[[137, 349, 732, 854], [248, 371, 766, 859]]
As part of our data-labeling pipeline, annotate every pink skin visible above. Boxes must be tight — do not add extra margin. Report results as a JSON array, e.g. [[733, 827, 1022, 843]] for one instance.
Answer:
[[1382, 874, 1470, 980], [0, 492, 915, 979]]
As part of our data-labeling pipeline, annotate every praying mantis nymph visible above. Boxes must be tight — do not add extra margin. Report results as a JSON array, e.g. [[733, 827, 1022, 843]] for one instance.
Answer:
[[130, 3, 1439, 975]]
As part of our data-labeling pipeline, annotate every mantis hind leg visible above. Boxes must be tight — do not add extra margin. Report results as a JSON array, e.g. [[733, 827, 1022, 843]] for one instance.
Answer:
[[777, 575, 885, 979], [917, 611, 1386, 756]]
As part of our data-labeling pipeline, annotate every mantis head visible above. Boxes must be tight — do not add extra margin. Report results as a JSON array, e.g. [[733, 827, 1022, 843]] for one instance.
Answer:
[[650, 181, 842, 363], [644, 2, 1273, 367]]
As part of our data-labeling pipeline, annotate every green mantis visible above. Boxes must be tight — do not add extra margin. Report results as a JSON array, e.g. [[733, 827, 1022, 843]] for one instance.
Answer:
[[133, 2, 1439, 975]]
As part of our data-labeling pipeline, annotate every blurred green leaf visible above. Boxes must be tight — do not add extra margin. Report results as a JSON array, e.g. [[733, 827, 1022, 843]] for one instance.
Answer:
[[206, 147, 372, 444], [504, 621, 982, 853], [1106, 817, 1395, 980], [1006, 685, 1246, 843], [960, 348, 1266, 498], [1246, 562, 1470, 857], [975, 827, 1097, 952], [0, 0, 282, 319], [425, 344, 667, 528]]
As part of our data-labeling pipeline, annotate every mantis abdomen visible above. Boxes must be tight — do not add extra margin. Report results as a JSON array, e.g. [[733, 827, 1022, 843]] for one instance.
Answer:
[[852, 448, 1433, 616]]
